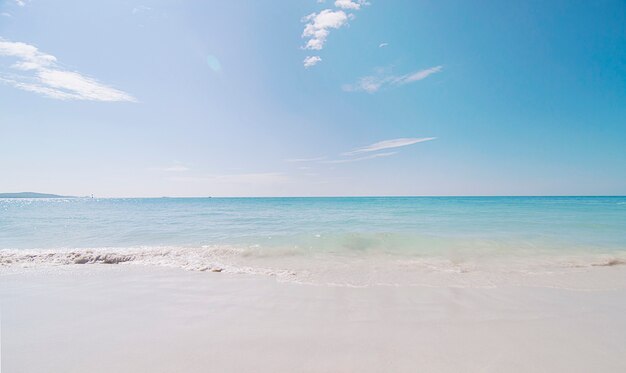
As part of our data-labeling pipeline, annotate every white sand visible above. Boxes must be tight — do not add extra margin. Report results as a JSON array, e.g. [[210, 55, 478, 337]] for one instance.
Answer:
[[1, 266, 626, 372]]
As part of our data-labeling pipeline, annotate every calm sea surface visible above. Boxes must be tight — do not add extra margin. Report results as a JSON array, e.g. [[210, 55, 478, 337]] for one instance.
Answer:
[[2, 197, 625, 286], [1, 196, 625, 253]]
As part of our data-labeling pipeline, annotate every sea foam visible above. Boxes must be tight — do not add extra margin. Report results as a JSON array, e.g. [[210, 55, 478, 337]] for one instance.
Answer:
[[2, 246, 625, 289]]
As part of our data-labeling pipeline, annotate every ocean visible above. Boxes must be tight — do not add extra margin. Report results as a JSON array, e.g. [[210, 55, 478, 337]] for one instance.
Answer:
[[1, 196, 625, 287]]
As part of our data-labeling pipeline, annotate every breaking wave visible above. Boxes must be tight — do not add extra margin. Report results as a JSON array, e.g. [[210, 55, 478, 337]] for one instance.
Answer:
[[2, 245, 626, 289], [0, 246, 292, 275]]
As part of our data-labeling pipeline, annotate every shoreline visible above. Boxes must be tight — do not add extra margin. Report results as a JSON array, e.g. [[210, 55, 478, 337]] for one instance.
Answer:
[[2, 246, 626, 290]]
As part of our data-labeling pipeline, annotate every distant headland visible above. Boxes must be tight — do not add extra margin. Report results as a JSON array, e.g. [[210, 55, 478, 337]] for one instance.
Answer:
[[0, 192, 78, 198]]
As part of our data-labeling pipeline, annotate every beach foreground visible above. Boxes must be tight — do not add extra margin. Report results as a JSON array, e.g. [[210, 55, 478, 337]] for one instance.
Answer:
[[2, 265, 626, 372]]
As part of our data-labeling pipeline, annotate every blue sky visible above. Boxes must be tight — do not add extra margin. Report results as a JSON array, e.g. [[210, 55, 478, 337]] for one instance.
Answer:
[[1, 0, 625, 197]]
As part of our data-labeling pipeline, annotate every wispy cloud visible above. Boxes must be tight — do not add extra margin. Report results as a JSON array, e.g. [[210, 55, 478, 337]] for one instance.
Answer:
[[378, 42, 388, 48], [343, 65, 443, 93], [170, 172, 289, 185], [0, 39, 136, 102], [132, 5, 151, 15], [334, 0, 369, 10], [150, 165, 190, 172], [286, 156, 327, 163], [323, 151, 397, 164], [212, 172, 288, 184], [397, 66, 444, 84], [343, 137, 436, 155], [303, 56, 322, 68], [1, 12, 11, 17], [15, 0, 26, 6], [287, 137, 435, 166]]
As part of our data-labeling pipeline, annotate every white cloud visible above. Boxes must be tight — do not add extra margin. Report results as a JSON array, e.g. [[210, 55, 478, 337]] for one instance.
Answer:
[[343, 137, 436, 155], [301, 9, 349, 51], [0, 39, 136, 102], [288, 137, 435, 165], [0, 40, 57, 69], [334, 0, 369, 10], [342, 75, 384, 93], [303, 56, 322, 68], [299, 0, 369, 67], [324, 152, 397, 164], [343, 65, 442, 93], [399, 66, 444, 84], [132, 5, 152, 15], [15, 0, 26, 6], [286, 156, 327, 163], [378, 42, 388, 48]]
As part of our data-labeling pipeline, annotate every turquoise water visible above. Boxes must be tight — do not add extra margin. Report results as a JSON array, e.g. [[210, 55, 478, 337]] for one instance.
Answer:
[[1, 197, 625, 286], [1, 196, 625, 254]]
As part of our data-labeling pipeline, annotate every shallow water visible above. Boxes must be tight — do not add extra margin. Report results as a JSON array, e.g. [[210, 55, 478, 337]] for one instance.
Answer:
[[1, 197, 625, 286]]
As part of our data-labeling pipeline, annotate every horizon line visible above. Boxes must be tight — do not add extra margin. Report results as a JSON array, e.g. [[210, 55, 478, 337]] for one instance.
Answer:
[[3, 194, 624, 199]]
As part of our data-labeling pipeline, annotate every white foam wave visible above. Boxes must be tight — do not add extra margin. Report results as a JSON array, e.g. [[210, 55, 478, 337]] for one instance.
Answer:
[[1, 246, 625, 289], [0, 246, 303, 283]]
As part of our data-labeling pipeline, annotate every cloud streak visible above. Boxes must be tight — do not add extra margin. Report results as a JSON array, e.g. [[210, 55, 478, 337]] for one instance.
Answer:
[[288, 137, 435, 165], [170, 172, 289, 186], [150, 165, 190, 172], [323, 151, 397, 164], [286, 156, 327, 163], [132, 5, 152, 15], [343, 65, 443, 93], [344, 137, 436, 155], [0, 39, 136, 102]]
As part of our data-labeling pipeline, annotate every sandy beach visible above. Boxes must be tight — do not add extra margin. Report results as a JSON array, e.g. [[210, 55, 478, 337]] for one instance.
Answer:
[[2, 0, 625, 370], [2, 265, 626, 373]]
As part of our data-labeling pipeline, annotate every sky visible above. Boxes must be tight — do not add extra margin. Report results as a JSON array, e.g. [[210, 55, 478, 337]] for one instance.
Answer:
[[0, 0, 625, 197]]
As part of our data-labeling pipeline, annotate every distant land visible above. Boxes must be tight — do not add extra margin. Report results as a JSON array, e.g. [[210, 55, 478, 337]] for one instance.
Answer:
[[0, 192, 77, 198]]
